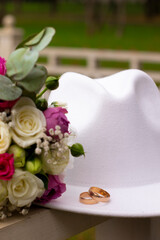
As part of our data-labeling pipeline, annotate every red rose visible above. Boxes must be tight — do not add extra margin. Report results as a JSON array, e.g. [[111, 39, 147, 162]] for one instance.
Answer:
[[0, 153, 15, 180], [0, 99, 19, 112]]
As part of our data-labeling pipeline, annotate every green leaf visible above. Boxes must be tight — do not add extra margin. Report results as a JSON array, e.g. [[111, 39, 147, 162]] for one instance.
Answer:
[[16, 30, 45, 49], [0, 75, 22, 100], [16, 27, 55, 52], [21, 89, 36, 101], [36, 172, 49, 189], [6, 48, 39, 81], [33, 27, 56, 51], [17, 65, 47, 93], [25, 29, 46, 47], [32, 27, 55, 51]]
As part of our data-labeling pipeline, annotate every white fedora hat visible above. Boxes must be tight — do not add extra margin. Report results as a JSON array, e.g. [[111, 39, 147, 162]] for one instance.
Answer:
[[44, 69, 160, 217]]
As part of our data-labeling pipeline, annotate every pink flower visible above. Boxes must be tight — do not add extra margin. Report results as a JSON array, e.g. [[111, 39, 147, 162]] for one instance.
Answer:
[[0, 98, 19, 112], [36, 175, 66, 204], [43, 107, 69, 136], [0, 153, 14, 180], [0, 57, 6, 75]]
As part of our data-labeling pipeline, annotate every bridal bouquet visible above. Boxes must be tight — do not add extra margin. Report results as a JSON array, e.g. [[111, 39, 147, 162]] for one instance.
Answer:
[[0, 27, 84, 219]]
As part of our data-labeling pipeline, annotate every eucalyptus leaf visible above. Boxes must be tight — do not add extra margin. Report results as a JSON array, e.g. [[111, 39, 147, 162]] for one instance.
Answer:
[[17, 65, 47, 93], [31, 27, 55, 51], [16, 27, 55, 52], [16, 29, 45, 49], [25, 29, 45, 47], [21, 89, 36, 101], [0, 75, 22, 100], [6, 48, 39, 81]]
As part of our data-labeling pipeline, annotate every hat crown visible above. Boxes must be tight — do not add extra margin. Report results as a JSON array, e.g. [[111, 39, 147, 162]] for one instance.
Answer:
[[48, 70, 160, 189]]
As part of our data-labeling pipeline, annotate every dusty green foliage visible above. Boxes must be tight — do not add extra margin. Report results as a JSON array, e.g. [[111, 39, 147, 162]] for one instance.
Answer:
[[0, 75, 22, 100], [3, 27, 55, 101], [17, 65, 47, 94]]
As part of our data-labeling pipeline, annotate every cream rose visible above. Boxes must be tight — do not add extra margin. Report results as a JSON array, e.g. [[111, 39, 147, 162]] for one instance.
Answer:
[[7, 169, 45, 207], [0, 121, 11, 153], [0, 180, 8, 206], [10, 97, 46, 148]]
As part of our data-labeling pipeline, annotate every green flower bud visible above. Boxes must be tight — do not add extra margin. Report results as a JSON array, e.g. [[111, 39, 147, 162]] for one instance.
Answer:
[[51, 101, 67, 108], [69, 143, 85, 157], [35, 98, 48, 111], [45, 76, 59, 90], [8, 144, 26, 168], [25, 157, 42, 175]]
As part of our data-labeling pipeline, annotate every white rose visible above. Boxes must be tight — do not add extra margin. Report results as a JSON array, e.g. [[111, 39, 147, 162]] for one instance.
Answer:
[[0, 180, 8, 206], [0, 121, 11, 153], [10, 97, 46, 148], [41, 148, 70, 175], [7, 169, 45, 207]]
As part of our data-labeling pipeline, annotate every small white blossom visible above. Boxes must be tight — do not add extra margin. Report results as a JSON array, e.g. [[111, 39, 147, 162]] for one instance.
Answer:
[[35, 148, 42, 155], [49, 128, 54, 136], [21, 208, 29, 216], [55, 125, 61, 130]]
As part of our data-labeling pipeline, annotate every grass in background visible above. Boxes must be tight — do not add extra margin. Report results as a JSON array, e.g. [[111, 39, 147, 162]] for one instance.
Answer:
[[15, 18, 160, 52], [141, 62, 160, 71], [5, 1, 160, 53], [59, 58, 87, 66]]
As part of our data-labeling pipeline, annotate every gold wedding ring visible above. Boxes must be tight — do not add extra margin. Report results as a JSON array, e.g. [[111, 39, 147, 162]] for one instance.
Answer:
[[79, 192, 98, 205], [88, 187, 110, 202]]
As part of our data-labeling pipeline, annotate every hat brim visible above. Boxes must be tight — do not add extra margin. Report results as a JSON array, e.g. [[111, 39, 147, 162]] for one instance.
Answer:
[[38, 182, 160, 217]]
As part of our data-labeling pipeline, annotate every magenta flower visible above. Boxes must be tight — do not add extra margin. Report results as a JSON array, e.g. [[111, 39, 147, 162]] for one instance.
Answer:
[[0, 57, 6, 75], [36, 175, 66, 204], [0, 153, 15, 180], [0, 98, 19, 112], [43, 107, 69, 136]]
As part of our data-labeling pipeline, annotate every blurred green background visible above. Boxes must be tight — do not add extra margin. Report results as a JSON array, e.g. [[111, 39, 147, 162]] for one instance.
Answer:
[[1, 1, 160, 239], [1, 0, 160, 52], [1, 0, 160, 73]]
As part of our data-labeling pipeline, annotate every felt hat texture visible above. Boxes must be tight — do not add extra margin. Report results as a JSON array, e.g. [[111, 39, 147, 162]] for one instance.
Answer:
[[44, 69, 160, 217]]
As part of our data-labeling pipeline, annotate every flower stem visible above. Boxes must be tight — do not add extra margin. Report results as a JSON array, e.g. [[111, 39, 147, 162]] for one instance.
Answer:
[[36, 87, 48, 99]]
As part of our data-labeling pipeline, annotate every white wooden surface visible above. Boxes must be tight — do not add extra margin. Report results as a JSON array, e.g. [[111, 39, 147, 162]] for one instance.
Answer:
[[41, 47, 160, 82]]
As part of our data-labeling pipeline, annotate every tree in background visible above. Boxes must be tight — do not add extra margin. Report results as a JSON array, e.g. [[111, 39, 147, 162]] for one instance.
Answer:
[[0, 0, 23, 25], [145, 0, 160, 17], [85, 0, 126, 36], [13, 0, 23, 14], [48, 0, 59, 15], [85, 0, 106, 35], [0, 0, 7, 25]]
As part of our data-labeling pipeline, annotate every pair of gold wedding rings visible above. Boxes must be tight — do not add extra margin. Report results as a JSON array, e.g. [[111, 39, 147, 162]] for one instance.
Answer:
[[79, 186, 110, 205]]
